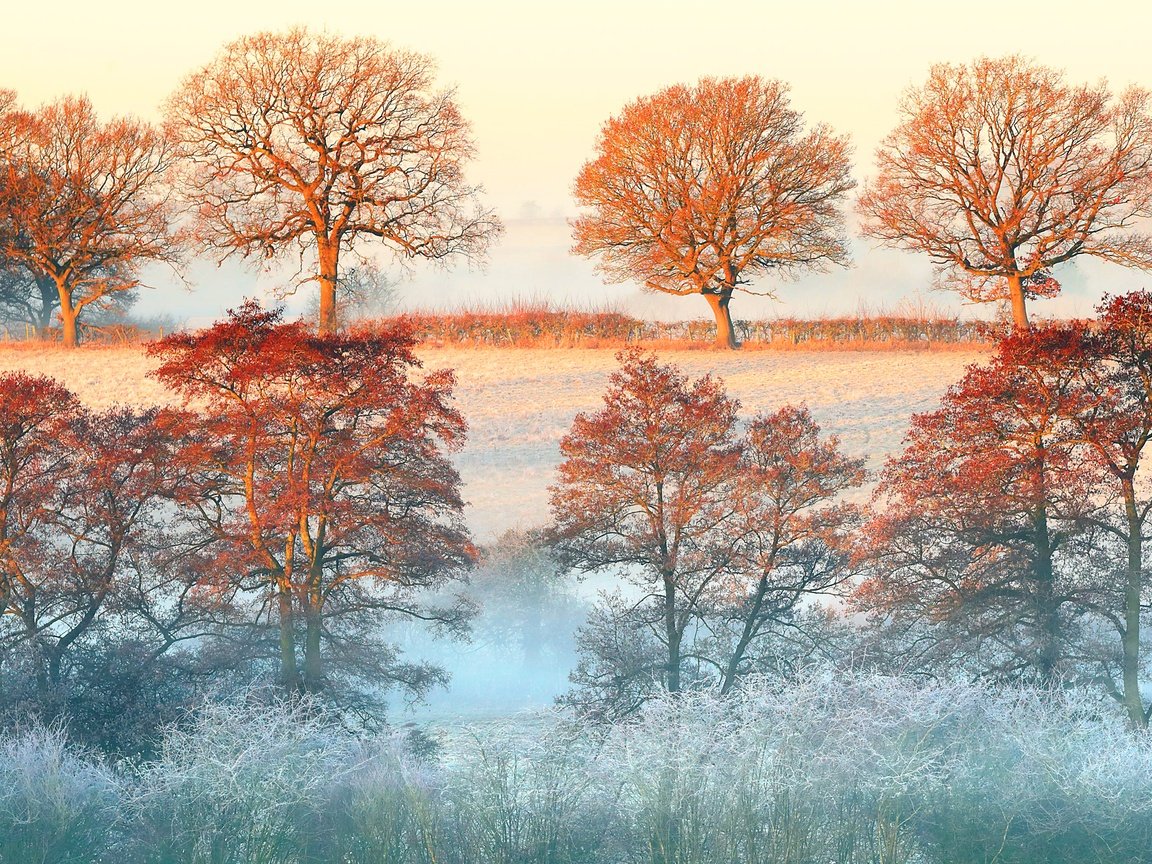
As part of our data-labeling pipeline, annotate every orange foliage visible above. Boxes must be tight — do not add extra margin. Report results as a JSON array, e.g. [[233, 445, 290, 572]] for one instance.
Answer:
[[859, 56, 1152, 327], [165, 28, 501, 334], [573, 77, 854, 348]]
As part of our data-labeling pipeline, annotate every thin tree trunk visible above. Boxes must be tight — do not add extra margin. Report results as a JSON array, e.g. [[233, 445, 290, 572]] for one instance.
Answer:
[[703, 290, 739, 349], [664, 574, 681, 692], [720, 575, 770, 695], [1007, 273, 1030, 330], [1121, 480, 1147, 728], [57, 282, 79, 347], [277, 588, 299, 691], [317, 238, 339, 335], [1033, 508, 1060, 680]]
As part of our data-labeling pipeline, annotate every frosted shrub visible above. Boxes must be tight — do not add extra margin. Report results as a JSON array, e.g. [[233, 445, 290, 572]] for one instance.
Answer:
[[7, 675, 1152, 863], [440, 714, 607, 864], [126, 698, 362, 864], [310, 735, 446, 864], [0, 726, 120, 864], [580, 675, 1152, 864]]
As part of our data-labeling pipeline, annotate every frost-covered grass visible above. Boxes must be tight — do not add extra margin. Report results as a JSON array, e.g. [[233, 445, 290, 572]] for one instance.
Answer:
[[3, 675, 1151, 864], [0, 344, 981, 540], [0, 727, 120, 864]]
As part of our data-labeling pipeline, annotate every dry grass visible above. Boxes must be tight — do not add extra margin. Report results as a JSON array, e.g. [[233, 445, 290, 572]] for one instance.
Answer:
[[2, 298, 1002, 350], [366, 299, 999, 350]]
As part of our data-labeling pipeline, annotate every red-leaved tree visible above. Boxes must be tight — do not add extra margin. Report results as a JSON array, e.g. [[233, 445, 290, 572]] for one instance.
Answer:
[[150, 303, 474, 696], [718, 406, 865, 694], [551, 351, 864, 717], [856, 328, 1109, 683], [550, 349, 742, 709], [0, 376, 181, 719]]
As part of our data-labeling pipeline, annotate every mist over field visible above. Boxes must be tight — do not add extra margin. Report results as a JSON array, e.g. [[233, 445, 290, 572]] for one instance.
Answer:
[[127, 216, 1149, 328]]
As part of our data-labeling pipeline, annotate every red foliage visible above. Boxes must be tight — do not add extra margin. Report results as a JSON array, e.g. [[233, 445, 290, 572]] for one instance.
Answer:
[[550, 350, 864, 708], [0, 373, 178, 699], [148, 302, 473, 693], [856, 324, 1110, 680], [0, 374, 83, 619]]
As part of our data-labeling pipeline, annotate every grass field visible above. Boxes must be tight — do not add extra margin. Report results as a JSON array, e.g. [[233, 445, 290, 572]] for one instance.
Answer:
[[0, 344, 984, 540]]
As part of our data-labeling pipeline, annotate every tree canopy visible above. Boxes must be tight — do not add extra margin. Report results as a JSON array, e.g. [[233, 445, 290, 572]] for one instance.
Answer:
[[858, 56, 1152, 328], [0, 95, 180, 346], [165, 28, 501, 334], [572, 76, 854, 349]]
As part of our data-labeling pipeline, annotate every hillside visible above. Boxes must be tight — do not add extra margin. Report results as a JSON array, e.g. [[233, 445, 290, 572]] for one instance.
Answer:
[[0, 345, 984, 540]]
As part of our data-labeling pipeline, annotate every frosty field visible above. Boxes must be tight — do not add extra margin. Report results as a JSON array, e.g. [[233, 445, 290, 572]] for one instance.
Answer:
[[0, 345, 983, 540]]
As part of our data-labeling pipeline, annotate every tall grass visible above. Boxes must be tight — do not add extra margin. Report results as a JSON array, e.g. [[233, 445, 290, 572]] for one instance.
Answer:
[[2, 675, 1150, 863], [2, 299, 998, 349], [0, 726, 120, 864]]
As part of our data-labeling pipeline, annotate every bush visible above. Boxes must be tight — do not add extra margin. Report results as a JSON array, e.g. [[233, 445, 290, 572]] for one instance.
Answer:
[[3, 676, 1151, 863], [0, 726, 120, 864]]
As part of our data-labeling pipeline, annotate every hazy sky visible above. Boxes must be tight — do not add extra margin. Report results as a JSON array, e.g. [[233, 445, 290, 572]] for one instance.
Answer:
[[5, 0, 1152, 322]]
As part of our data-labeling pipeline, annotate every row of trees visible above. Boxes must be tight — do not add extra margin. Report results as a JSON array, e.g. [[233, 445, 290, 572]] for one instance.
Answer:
[[0, 306, 473, 754], [8, 293, 1152, 749], [4, 36, 1152, 346], [573, 56, 1152, 342], [0, 29, 499, 346], [551, 292, 1152, 726]]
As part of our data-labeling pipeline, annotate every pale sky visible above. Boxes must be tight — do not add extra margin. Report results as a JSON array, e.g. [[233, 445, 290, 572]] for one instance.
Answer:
[[5, 0, 1152, 323]]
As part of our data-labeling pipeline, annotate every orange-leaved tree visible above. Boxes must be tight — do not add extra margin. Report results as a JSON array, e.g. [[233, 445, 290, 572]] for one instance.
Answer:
[[858, 56, 1152, 328], [150, 303, 474, 695], [0, 95, 182, 346], [573, 77, 854, 349], [165, 28, 502, 334]]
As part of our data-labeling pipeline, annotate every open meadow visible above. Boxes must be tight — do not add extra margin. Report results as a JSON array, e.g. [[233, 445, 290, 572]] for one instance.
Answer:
[[0, 344, 984, 540]]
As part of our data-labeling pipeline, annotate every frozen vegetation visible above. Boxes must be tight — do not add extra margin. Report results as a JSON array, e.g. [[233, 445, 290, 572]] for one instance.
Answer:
[[3, 675, 1151, 864]]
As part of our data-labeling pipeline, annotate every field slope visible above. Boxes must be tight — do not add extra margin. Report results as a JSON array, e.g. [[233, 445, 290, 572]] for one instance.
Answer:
[[1, 345, 983, 540]]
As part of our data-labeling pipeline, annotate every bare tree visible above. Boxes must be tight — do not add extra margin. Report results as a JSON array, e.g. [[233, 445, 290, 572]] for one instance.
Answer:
[[858, 56, 1152, 328], [0, 95, 181, 347], [165, 28, 502, 334], [572, 76, 854, 349]]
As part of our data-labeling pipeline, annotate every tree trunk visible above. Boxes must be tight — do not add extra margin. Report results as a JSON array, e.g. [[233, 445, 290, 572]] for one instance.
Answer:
[[58, 283, 79, 348], [35, 275, 57, 337], [277, 588, 299, 691], [1032, 508, 1061, 680], [720, 574, 769, 695], [317, 239, 339, 335], [303, 594, 324, 693], [1121, 480, 1146, 728], [703, 291, 739, 349], [664, 574, 681, 692], [1007, 273, 1030, 330]]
